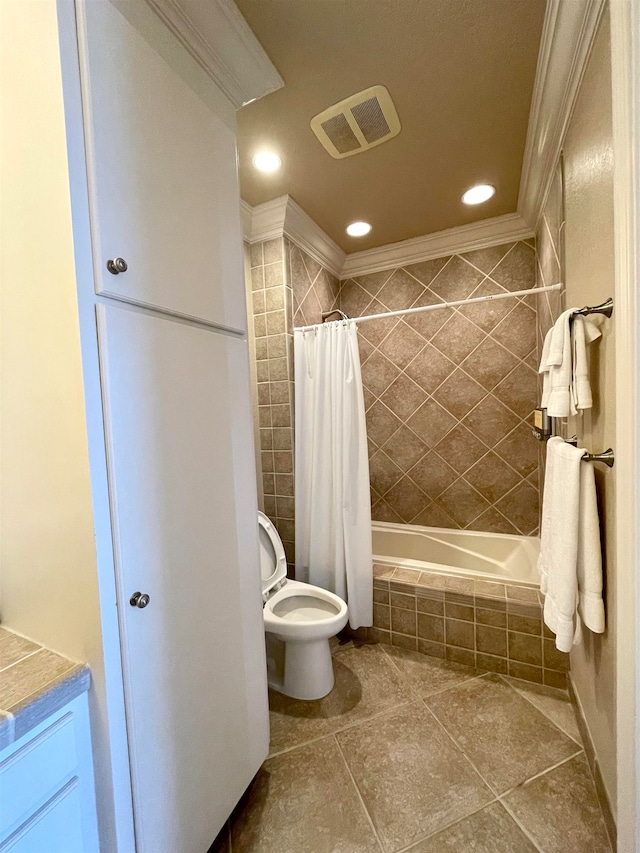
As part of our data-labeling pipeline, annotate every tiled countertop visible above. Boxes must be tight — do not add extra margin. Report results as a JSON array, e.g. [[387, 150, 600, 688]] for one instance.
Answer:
[[0, 626, 90, 750]]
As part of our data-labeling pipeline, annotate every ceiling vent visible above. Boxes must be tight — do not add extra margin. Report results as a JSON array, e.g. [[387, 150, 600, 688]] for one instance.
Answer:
[[310, 85, 401, 159]]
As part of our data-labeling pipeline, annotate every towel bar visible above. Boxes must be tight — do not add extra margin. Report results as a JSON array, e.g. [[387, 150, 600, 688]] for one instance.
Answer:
[[573, 298, 613, 318], [566, 438, 615, 467]]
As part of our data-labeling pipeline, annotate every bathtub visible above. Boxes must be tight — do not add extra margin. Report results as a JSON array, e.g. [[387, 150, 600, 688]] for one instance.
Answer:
[[372, 521, 540, 588]]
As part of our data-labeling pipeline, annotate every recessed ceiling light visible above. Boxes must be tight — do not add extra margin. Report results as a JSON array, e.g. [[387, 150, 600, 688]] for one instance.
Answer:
[[252, 151, 282, 173], [462, 184, 496, 205], [346, 221, 372, 237]]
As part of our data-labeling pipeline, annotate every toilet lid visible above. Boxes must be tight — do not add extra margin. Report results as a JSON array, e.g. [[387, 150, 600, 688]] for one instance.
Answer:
[[258, 511, 287, 595]]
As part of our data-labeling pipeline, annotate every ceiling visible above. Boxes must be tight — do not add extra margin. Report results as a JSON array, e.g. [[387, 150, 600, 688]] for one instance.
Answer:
[[235, 0, 547, 253]]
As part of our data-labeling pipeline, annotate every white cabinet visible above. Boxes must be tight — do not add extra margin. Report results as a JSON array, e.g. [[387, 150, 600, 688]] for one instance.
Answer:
[[96, 303, 269, 852], [76, 0, 247, 331], [0, 695, 98, 853]]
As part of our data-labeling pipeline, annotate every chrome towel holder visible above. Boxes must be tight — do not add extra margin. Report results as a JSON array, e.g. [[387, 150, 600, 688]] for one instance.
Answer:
[[566, 438, 615, 467]]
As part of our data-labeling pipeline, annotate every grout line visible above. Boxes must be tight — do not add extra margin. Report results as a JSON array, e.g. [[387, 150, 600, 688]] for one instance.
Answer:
[[0, 647, 43, 675], [497, 797, 545, 852], [394, 796, 501, 853], [497, 748, 585, 798], [420, 697, 501, 797], [500, 677, 582, 745], [332, 733, 386, 853]]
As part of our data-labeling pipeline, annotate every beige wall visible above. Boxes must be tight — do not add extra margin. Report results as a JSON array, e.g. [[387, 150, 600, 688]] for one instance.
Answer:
[[563, 11, 617, 817], [0, 0, 102, 663]]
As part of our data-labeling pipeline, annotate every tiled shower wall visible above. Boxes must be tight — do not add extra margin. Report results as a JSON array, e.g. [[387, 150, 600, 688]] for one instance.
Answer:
[[249, 237, 542, 553], [339, 242, 541, 536], [249, 237, 295, 565]]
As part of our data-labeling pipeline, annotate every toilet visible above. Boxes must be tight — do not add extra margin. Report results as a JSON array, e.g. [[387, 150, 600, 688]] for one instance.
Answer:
[[258, 511, 348, 700]]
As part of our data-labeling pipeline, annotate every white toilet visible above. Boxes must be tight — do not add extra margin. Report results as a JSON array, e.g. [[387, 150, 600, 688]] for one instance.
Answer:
[[258, 511, 348, 700]]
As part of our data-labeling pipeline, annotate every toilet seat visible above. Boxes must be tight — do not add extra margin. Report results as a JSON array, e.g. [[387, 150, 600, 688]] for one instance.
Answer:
[[263, 579, 348, 639], [258, 510, 287, 599]]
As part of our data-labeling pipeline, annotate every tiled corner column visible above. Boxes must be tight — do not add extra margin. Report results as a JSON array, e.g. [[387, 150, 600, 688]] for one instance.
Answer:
[[249, 238, 295, 566], [371, 564, 569, 688]]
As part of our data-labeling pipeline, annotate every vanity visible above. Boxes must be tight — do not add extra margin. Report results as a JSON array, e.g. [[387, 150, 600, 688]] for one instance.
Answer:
[[0, 628, 98, 852]]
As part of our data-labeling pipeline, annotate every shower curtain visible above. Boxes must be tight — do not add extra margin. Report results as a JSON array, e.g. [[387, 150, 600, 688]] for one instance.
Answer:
[[294, 321, 373, 629]]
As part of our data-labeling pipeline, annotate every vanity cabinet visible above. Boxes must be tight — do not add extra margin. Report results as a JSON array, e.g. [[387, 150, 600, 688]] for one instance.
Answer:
[[0, 695, 99, 853]]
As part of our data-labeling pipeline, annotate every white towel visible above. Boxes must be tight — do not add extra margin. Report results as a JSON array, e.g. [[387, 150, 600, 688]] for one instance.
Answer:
[[571, 316, 601, 411], [538, 437, 605, 651], [538, 310, 600, 417]]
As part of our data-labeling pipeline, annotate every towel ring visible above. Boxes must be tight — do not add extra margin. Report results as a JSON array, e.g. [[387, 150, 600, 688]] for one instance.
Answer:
[[566, 438, 615, 467]]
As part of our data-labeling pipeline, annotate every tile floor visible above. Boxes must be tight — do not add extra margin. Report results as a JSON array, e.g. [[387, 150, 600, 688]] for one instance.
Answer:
[[212, 639, 612, 853]]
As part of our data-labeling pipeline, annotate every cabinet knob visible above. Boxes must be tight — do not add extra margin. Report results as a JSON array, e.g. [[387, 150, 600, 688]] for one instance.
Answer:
[[107, 257, 128, 275], [130, 591, 150, 608]]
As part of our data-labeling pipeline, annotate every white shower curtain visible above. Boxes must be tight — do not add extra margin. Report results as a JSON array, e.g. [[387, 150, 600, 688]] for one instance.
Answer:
[[294, 320, 373, 629]]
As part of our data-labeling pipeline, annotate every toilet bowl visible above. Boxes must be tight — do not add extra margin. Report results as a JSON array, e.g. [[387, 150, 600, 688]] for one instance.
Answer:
[[259, 511, 348, 700]]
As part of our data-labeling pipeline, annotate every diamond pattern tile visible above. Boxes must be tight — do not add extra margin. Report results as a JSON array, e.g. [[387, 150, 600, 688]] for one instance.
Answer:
[[492, 303, 537, 358], [403, 256, 451, 286], [334, 244, 540, 535], [377, 269, 425, 311], [384, 477, 430, 523], [433, 370, 487, 420], [369, 450, 404, 496], [431, 312, 485, 363], [435, 424, 487, 474], [461, 338, 519, 391], [407, 452, 458, 499], [380, 374, 428, 421], [461, 395, 521, 446], [458, 279, 514, 332], [494, 363, 538, 419], [495, 422, 539, 478], [491, 242, 536, 292], [365, 401, 402, 448], [495, 480, 540, 535], [429, 256, 485, 302], [361, 350, 400, 397], [461, 242, 514, 275], [382, 426, 429, 473], [378, 322, 426, 369], [357, 300, 400, 346], [405, 345, 456, 393], [437, 479, 491, 527], [464, 452, 521, 502], [407, 398, 457, 448]]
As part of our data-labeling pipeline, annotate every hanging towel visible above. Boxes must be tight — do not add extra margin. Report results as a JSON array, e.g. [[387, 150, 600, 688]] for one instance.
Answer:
[[538, 437, 605, 651], [571, 316, 602, 412], [539, 310, 600, 417]]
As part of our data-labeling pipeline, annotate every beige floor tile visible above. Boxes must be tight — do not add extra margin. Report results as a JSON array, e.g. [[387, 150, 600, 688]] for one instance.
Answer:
[[268, 643, 414, 754], [321, 643, 416, 727], [502, 675, 582, 744], [231, 736, 381, 853], [425, 674, 579, 793], [503, 753, 611, 852], [404, 802, 537, 852], [336, 702, 492, 852], [381, 644, 482, 697]]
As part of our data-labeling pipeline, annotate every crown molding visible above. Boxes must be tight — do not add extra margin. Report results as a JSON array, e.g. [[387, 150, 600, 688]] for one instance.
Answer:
[[518, 0, 607, 227], [340, 213, 533, 279], [142, 0, 284, 108], [243, 196, 345, 278]]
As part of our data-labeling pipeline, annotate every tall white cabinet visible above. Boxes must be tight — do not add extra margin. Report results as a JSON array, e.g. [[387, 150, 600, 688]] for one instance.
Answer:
[[54, 0, 281, 849]]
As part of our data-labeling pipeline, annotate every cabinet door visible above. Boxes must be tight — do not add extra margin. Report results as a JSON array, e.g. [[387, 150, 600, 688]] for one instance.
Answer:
[[76, 0, 246, 330], [97, 304, 269, 853]]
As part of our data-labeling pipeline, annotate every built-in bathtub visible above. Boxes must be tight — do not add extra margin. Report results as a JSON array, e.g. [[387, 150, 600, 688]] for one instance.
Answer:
[[369, 522, 569, 688], [372, 521, 540, 588]]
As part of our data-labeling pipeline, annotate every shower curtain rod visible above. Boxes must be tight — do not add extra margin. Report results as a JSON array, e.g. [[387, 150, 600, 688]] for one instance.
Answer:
[[294, 283, 563, 332]]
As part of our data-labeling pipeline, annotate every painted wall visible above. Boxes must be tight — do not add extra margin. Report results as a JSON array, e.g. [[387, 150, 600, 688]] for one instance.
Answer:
[[340, 244, 540, 534], [0, 3, 129, 846], [562, 11, 617, 818]]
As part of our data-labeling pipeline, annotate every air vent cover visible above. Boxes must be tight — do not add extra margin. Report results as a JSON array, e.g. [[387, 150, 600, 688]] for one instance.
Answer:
[[310, 85, 400, 159]]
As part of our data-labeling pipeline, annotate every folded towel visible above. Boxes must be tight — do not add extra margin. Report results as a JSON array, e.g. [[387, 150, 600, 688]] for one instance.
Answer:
[[538, 437, 605, 651], [538, 310, 600, 417]]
